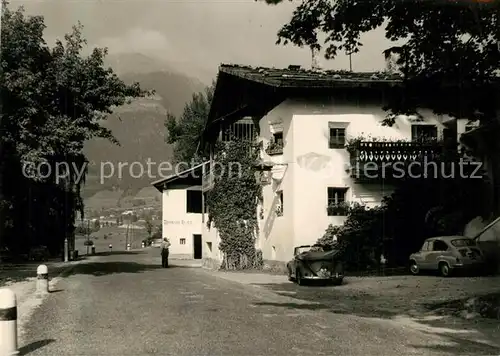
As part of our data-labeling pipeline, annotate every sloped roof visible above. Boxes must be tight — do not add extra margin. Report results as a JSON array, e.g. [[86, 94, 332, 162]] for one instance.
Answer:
[[218, 64, 403, 88]]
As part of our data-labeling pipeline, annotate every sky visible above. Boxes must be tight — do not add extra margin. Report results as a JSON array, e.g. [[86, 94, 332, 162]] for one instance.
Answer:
[[11, 0, 392, 83]]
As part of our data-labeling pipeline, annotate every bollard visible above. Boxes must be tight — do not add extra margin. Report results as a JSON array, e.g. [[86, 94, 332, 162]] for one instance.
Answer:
[[0, 288, 19, 355], [36, 265, 49, 295], [126, 243, 130, 251], [141, 242, 145, 248], [108, 244, 112, 252], [64, 238, 69, 262]]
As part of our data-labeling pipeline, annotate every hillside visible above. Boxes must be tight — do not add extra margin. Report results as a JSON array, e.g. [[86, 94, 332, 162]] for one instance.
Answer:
[[81, 53, 207, 201]]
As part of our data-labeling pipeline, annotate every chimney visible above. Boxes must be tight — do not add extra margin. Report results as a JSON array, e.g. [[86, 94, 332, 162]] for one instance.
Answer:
[[311, 47, 321, 71]]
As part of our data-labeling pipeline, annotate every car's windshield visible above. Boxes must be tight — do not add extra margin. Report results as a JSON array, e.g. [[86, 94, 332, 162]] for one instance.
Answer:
[[295, 246, 312, 254], [451, 239, 476, 247], [295, 245, 324, 254]]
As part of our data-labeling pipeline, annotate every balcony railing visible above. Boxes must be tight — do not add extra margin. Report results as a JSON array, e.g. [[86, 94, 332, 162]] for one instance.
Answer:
[[349, 141, 444, 181], [265, 141, 284, 156]]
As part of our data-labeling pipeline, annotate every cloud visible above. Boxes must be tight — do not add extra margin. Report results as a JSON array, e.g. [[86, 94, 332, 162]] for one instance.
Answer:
[[98, 28, 172, 56]]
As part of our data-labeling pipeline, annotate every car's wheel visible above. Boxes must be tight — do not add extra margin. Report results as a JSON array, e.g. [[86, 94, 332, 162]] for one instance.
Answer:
[[287, 266, 294, 281], [296, 269, 304, 286], [409, 260, 419, 275], [439, 262, 451, 277]]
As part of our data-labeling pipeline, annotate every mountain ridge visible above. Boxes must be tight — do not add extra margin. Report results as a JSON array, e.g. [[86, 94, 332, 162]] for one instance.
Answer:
[[82, 53, 208, 204]]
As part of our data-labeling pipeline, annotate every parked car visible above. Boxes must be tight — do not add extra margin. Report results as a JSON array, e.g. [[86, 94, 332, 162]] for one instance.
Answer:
[[286, 244, 344, 286], [152, 238, 163, 248], [0, 247, 13, 262], [28, 245, 49, 262], [409, 236, 485, 277]]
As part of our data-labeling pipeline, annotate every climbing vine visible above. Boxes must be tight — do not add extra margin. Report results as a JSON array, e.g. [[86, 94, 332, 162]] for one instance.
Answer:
[[206, 137, 263, 270]]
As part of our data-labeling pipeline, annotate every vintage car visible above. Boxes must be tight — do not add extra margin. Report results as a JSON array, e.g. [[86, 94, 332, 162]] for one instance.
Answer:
[[28, 245, 49, 262], [409, 236, 485, 277], [286, 244, 344, 286]]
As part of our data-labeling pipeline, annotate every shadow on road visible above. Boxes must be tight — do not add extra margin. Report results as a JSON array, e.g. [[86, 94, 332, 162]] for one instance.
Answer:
[[252, 282, 500, 354], [91, 251, 144, 257], [65, 261, 163, 277], [408, 333, 500, 355], [19, 338, 55, 355], [422, 292, 500, 320]]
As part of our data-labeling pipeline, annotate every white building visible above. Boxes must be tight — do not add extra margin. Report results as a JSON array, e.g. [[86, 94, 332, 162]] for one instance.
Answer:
[[152, 164, 205, 260], [155, 64, 472, 266]]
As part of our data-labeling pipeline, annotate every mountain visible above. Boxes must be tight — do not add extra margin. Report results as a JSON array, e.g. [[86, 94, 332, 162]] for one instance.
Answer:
[[81, 53, 207, 201]]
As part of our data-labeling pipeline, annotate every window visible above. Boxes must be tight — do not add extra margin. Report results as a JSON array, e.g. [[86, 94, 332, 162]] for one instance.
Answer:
[[186, 190, 202, 213], [206, 242, 212, 252], [221, 119, 257, 142], [411, 125, 437, 142], [329, 128, 346, 148], [276, 191, 283, 216], [421, 241, 431, 251], [432, 240, 448, 251], [273, 132, 283, 145], [327, 187, 347, 205], [180, 238, 186, 245], [327, 187, 348, 216]]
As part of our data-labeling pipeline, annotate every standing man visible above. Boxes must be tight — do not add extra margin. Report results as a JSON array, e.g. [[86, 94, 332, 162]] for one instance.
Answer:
[[160, 238, 171, 268]]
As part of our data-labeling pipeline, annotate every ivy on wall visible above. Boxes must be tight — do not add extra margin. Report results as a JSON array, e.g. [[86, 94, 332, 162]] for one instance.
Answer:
[[206, 137, 263, 270]]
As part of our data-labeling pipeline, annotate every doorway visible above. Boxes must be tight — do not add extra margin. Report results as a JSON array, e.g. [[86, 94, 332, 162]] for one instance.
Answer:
[[193, 234, 202, 259]]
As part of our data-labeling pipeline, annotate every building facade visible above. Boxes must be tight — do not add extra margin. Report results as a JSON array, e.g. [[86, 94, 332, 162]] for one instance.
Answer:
[[152, 164, 205, 260], [158, 64, 474, 265]]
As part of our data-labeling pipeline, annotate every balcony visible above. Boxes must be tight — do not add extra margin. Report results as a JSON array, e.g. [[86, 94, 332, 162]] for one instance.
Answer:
[[265, 141, 284, 156], [349, 141, 444, 181]]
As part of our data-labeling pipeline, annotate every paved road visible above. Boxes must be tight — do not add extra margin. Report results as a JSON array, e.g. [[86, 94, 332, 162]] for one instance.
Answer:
[[20, 249, 491, 355]]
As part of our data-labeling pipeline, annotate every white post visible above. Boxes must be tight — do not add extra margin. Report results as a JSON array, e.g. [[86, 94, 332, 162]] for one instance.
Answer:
[[108, 244, 112, 252], [36, 265, 49, 296], [64, 238, 68, 262], [0, 288, 19, 355], [126, 243, 130, 251]]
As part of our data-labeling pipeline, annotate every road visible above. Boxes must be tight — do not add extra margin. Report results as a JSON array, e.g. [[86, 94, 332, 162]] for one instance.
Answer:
[[19, 249, 496, 355]]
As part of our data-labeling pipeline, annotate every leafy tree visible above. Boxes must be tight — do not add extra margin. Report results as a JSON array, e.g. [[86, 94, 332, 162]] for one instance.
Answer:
[[265, 0, 500, 214], [0, 3, 147, 255], [165, 82, 215, 164], [145, 216, 154, 238]]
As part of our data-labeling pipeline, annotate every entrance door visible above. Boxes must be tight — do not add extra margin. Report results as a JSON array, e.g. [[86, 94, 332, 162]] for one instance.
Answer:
[[193, 234, 202, 259]]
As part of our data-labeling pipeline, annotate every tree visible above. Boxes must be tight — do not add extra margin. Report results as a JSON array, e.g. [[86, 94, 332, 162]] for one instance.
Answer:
[[145, 216, 154, 238], [165, 82, 215, 164], [0, 3, 147, 255], [265, 0, 500, 213]]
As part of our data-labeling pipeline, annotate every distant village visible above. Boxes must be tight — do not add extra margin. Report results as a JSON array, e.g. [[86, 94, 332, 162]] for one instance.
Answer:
[[75, 204, 162, 231]]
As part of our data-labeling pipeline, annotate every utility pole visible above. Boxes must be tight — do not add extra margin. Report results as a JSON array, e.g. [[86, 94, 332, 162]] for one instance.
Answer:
[[125, 222, 129, 250], [0, 0, 5, 257]]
